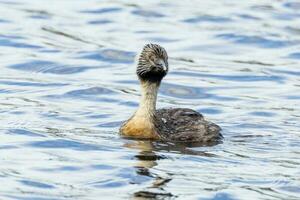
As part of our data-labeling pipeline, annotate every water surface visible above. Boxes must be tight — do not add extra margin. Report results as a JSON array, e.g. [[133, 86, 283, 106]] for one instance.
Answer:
[[0, 0, 300, 199]]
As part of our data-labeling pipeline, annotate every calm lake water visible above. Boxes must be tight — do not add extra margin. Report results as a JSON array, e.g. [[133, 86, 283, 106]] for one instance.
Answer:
[[0, 0, 300, 199]]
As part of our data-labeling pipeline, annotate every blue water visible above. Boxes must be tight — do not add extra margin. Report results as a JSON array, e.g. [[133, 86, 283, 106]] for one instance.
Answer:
[[0, 0, 300, 199]]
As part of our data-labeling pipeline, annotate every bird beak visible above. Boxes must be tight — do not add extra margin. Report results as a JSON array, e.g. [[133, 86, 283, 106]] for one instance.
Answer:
[[158, 59, 167, 71]]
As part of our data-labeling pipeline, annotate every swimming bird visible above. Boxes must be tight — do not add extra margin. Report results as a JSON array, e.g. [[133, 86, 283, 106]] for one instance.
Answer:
[[120, 44, 222, 143]]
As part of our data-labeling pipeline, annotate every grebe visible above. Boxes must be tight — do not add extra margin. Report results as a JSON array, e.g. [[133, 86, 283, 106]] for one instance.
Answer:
[[120, 44, 222, 143]]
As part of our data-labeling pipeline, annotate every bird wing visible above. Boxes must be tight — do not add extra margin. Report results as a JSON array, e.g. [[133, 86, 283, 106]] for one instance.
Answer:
[[155, 108, 222, 143]]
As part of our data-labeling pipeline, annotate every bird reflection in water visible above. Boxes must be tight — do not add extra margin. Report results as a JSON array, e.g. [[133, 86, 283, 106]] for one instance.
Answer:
[[124, 140, 218, 199]]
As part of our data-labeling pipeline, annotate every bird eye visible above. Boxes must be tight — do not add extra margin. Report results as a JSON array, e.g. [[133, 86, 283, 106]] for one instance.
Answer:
[[149, 55, 156, 61]]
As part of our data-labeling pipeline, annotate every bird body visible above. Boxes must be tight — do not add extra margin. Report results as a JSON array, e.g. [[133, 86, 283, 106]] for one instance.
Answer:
[[120, 44, 222, 143]]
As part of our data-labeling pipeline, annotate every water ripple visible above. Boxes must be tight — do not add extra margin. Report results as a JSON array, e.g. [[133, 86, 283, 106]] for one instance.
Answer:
[[88, 19, 113, 25], [80, 7, 122, 14], [183, 15, 232, 23], [27, 139, 111, 151], [65, 87, 116, 97], [8, 60, 94, 74], [77, 49, 135, 64], [19, 180, 55, 189], [0, 35, 42, 49], [7, 129, 45, 137], [132, 9, 165, 18], [288, 52, 300, 60], [216, 33, 297, 48], [172, 71, 285, 83]]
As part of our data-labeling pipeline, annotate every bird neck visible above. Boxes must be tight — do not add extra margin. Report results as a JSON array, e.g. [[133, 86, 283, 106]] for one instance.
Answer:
[[135, 80, 160, 118]]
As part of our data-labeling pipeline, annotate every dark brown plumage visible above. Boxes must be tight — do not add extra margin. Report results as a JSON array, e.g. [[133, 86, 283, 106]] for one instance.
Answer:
[[120, 44, 223, 144], [154, 108, 222, 143]]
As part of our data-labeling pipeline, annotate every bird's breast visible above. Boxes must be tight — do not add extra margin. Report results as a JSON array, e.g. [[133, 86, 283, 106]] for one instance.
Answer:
[[120, 116, 160, 140]]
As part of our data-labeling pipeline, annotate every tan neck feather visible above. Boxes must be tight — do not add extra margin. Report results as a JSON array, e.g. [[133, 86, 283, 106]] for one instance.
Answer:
[[120, 80, 160, 139], [135, 80, 159, 118]]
